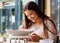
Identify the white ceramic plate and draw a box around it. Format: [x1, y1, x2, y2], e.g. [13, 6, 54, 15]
[6, 30, 33, 36]
[39, 39, 53, 43]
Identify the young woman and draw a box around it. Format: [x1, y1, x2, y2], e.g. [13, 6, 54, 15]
[19, 1, 57, 43]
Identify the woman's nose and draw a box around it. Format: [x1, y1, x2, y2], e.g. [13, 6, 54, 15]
[28, 16, 31, 19]
[28, 15, 34, 19]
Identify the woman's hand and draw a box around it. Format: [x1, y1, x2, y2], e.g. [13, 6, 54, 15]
[28, 33, 43, 42]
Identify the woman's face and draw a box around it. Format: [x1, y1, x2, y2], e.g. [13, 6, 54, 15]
[24, 10, 39, 22]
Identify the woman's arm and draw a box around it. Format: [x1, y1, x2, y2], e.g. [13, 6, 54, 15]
[45, 19, 57, 43]
[18, 21, 26, 30]
[45, 19, 57, 34]
[18, 25, 24, 30]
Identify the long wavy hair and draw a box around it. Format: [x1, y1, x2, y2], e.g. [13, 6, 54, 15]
[24, 1, 50, 29]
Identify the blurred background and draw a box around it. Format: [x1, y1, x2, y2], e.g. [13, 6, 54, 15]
[0, 0, 60, 43]
[0, 0, 59, 34]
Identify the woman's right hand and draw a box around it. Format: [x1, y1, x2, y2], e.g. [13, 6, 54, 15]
[27, 33, 43, 42]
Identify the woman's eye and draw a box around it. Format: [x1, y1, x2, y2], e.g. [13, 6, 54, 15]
[30, 14, 32, 15]
[30, 13, 33, 15]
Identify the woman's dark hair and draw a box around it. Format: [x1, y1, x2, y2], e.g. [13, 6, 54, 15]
[24, 1, 49, 29]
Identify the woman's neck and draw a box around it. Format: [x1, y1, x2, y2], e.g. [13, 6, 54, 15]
[35, 18, 43, 25]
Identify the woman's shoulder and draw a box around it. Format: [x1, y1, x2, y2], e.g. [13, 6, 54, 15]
[44, 18, 57, 29]
[44, 18, 55, 25]
[44, 18, 57, 34]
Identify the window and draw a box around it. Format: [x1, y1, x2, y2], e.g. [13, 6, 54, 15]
[57, 0, 60, 32]
[0, 1, 15, 33]
[51, 0, 60, 32]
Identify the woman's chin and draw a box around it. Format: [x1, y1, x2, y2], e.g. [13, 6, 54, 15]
[32, 20, 35, 23]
